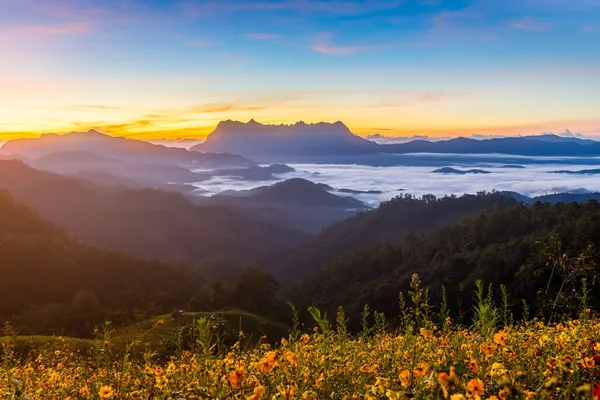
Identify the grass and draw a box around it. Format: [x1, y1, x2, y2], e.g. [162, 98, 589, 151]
[1, 309, 289, 360]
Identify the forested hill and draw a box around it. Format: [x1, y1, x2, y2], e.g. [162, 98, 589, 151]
[0, 189, 202, 335]
[0, 160, 309, 265]
[266, 192, 516, 281]
[297, 200, 600, 326]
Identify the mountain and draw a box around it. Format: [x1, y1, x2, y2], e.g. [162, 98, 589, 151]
[431, 167, 491, 174]
[0, 160, 309, 265]
[381, 135, 600, 157]
[297, 200, 600, 325]
[192, 120, 378, 161]
[192, 120, 600, 162]
[1, 130, 255, 168]
[265, 192, 517, 281]
[211, 178, 367, 209]
[503, 191, 600, 204]
[203, 178, 368, 233]
[551, 169, 600, 175]
[0, 189, 201, 334]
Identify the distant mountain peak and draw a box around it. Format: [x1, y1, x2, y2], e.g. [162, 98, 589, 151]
[195, 119, 376, 160]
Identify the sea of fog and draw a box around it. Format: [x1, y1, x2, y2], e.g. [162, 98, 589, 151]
[192, 158, 600, 206]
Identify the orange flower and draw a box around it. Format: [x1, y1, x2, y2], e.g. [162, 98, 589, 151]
[466, 379, 484, 397]
[480, 342, 496, 356]
[584, 357, 595, 369]
[494, 332, 507, 346]
[420, 328, 433, 340]
[399, 369, 410, 387]
[468, 358, 479, 373]
[438, 372, 450, 384]
[228, 366, 246, 389]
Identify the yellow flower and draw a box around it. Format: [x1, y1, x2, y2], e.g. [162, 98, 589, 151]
[98, 385, 114, 398]
[302, 390, 318, 400]
[247, 385, 265, 400]
[583, 356, 595, 368]
[466, 379, 484, 397]
[451, 395, 466, 400]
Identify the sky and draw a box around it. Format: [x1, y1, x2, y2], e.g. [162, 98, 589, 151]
[1, 0, 599, 140]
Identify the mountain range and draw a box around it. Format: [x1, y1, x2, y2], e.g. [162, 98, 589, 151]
[1, 129, 253, 168]
[191, 120, 600, 162]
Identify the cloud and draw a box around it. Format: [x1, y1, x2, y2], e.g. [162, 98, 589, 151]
[184, 0, 402, 17]
[508, 17, 551, 31]
[187, 102, 269, 114]
[69, 104, 123, 111]
[311, 32, 389, 55]
[195, 160, 600, 205]
[579, 25, 597, 32]
[27, 21, 91, 35]
[245, 32, 284, 40]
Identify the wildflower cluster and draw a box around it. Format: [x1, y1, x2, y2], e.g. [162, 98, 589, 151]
[1, 318, 600, 399]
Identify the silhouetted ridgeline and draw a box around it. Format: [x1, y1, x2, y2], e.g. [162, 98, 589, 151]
[192, 120, 600, 161]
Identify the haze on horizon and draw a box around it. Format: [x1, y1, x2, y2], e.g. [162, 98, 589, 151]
[1, 0, 599, 141]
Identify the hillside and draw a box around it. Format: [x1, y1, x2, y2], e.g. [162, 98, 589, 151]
[204, 178, 368, 233]
[298, 200, 600, 324]
[210, 178, 367, 209]
[266, 192, 516, 281]
[0, 160, 309, 265]
[504, 191, 600, 204]
[0, 189, 201, 335]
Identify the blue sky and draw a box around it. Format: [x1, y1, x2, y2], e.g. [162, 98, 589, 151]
[0, 0, 599, 139]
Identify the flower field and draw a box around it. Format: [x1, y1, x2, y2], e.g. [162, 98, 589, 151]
[2, 318, 600, 399]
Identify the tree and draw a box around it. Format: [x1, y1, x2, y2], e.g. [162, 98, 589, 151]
[234, 268, 279, 315]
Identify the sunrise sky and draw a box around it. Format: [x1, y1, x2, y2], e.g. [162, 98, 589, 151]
[1, 0, 599, 140]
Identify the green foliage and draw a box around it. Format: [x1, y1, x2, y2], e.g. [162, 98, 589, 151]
[299, 199, 600, 327]
[472, 280, 499, 337]
[500, 284, 513, 328]
[269, 191, 516, 281]
[307, 306, 330, 334]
